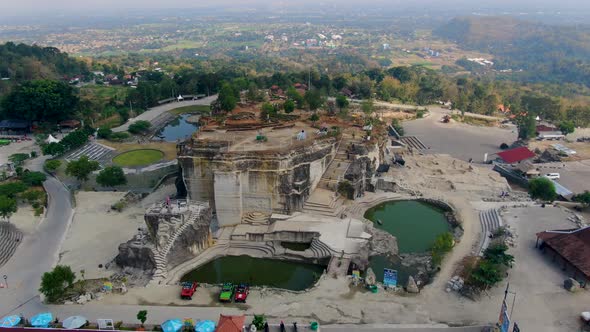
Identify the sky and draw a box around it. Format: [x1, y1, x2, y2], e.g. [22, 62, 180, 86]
[1, 0, 589, 14]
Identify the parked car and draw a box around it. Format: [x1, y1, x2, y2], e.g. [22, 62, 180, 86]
[219, 283, 235, 302]
[234, 284, 249, 303]
[545, 173, 560, 180]
[180, 282, 198, 300]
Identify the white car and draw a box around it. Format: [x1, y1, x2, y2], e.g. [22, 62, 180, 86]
[545, 173, 560, 180]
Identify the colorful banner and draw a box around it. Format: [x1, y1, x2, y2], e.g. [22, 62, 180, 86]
[383, 268, 398, 287]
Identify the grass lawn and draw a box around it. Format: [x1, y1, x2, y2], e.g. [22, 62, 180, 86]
[99, 141, 178, 160]
[112, 149, 164, 167]
[169, 104, 211, 115]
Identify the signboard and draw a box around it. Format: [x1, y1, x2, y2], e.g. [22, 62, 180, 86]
[383, 268, 398, 287]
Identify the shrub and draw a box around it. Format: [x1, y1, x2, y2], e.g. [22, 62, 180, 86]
[128, 121, 151, 135]
[20, 189, 45, 204]
[416, 109, 425, 118]
[96, 166, 127, 187]
[337, 181, 355, 199]
[431, 232, 454, 266]
[0, 181, 28, 198]
[110, 132, 130, 142]
[97, 127, 113, 139]
[21, 171, 47, 186]
[252, 315, 266, 330]
[9, 153, 29, 166]
[136, 310, 147, 327]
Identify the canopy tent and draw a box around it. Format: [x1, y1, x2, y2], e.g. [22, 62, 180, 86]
[161, 319, 184, 332]
[194, 320, 216, 332]
[30, 312, 53, 328]
[0, 315, 21, 327]
[46, 135, 60, 144]
[62, 316, 88, 329]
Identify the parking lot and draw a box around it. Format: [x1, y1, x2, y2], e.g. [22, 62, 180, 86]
[536, 161, 590, 194]
[403, 107, 517, 162]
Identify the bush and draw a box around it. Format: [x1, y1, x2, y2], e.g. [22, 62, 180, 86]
[110, 132, 130, 142]
[128, 121, 151, 135]
[431, 232, 454, 266]
[96, 166, 127, 187]
[469, 259, 503, 289]
[44, 159, 62, 173]
[20, 189, 45, 204]
[9, 153, 29, 166]
[21, 171, 47, 186]
[97, 127, 113, 139]
[39, 265, 76, 303]
[416, 109, 425, 118]
[337, 181, 355, 199]
[252, 315, 266, 330]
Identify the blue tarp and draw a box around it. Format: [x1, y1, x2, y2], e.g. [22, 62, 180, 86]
[30, 313, 52, 328]
[0, 315, 21, 327]
[194, 320, 216, 332]
[161, 319, 183, 332]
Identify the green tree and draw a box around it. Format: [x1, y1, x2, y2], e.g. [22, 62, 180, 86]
[558, 120, 575, 135]
[60, 130, 89, 151]
[1, 80, 79, 122]
[286, 87, 304, 109]
[517, 114, 537, 140]
[44, 159, 62, 173]
[304, 89, 324, 111]
[0, 195, 17, 221]
[246, 83, 262, 102]
[573, 191, 590, 208]
[0, 181, 27, 198]
[483, 244, 514, 267]
[39, 265, 76, 303]
[218, 83, 237, 112]
[309, 112, 320, 125]
[528, 177, 557, 201]
[335, 95, 349, 111]
[42, 142, 66, 156]
[66, 156, 100, 182]
[361, 99, 375, 116]
[283, 99, 295, 114]
[136, 310, 148, 327]
[470, 260, 503, 289]
[128, 120, 151, 135]
[96, 166, 127, 187]
[21, 171, 47, 186]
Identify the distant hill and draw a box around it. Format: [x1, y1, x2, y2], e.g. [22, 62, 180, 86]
[435, 16, 590, 86]
[0, 42, 88, 94]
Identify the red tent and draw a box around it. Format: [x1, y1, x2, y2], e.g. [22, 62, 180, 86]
[215, 315, 245, 332]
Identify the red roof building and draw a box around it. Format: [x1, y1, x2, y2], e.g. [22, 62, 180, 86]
[536, 125, 557, 132]
[536, 226, 590, 282]
[215, 314, 245, 332]
[495, 147, 536, 164]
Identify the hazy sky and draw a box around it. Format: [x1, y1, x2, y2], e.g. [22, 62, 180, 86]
[1, 0, 589, 16]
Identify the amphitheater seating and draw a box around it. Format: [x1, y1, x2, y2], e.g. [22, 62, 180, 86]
[0, 222, 23, 268]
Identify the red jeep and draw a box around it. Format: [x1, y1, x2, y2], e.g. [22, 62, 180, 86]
[180, 282, 198, 300]
[234, 283, 249, 303]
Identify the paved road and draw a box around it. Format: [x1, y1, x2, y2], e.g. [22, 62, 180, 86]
[0, 175, 74, 317]
[112, 96, 217, 132]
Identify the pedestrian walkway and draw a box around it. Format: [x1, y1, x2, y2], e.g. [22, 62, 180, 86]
[65, 143, 116, 164]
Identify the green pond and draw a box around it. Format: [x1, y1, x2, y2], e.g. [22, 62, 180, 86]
[364, 200, 451, 253]
[180, 256, 325, 291]
[364, 200, 451, 286]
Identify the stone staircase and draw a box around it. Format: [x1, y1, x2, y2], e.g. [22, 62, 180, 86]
[241, 212, 271, 224]
[477, 209, 504, 256]
[345, 194, 403, 217]
[302, 188, 345, 217]
[317, 137, 358, 191]
[0, 222, 23, 268]
[309, 238, 335, 258]
[153, 210, 202, 279]
[228, 241, 276, 256]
